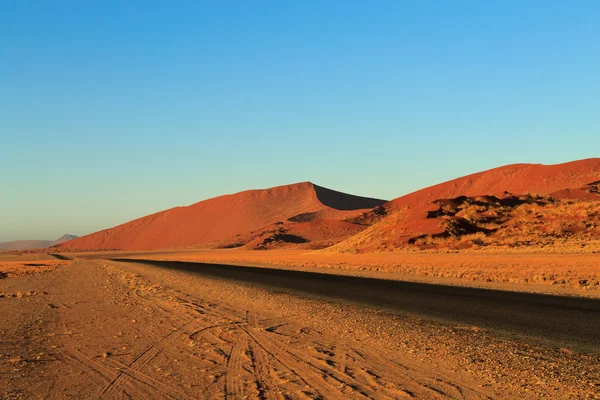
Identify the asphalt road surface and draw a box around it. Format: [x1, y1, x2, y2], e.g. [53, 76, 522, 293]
[112, 258, 600, 355]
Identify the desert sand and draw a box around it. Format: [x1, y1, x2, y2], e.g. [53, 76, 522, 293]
[71, 249, 599, 298]
[1, 253, 599, 399]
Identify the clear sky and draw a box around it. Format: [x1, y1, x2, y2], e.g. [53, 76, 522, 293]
[1, 1, 599, 241]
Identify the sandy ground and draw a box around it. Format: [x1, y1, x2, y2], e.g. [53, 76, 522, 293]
[1, 256, 599, 399]
[68, 249, 600, 298]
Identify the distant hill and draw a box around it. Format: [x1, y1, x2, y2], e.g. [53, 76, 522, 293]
[0, 234, 78, 251]
[56, 182, 386, 251]
[54, 234, 78, 243]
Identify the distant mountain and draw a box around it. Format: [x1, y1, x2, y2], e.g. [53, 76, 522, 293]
[57, 182, 386, 251]
[0, 234, 79, 251]
[55, 234, 78, 242]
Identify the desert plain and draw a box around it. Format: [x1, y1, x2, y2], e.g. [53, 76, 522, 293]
[1, 248, 599, 400]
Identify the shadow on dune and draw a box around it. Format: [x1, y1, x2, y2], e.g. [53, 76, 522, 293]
[313, 184, 386, 210]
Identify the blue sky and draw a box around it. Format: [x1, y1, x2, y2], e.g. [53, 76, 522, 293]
[1, 1, 599, 241]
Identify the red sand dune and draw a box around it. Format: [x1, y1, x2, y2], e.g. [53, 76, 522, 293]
[550, 180, 600, 201]
[58, 159, 600, 252]
[57, 182, 386, 251]
[239, 218, 368, 250]
[331, 159, 600, 252]
[387, 158, 600, 210]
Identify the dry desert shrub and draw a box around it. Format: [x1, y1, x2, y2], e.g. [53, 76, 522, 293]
[381, 197, 600, 252]
[455, 204, 487, 223]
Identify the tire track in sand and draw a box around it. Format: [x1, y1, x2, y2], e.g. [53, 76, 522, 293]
[225, 342, 246, 399]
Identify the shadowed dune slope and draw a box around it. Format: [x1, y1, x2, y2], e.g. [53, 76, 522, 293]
[313, 184, 386, 210]
[387, 158, 600, 210]
[57, 182, 386, 251]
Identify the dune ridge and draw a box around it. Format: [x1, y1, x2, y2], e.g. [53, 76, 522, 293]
[332, 159, 600, 252]
[56, 158, 600, 252]
[387, 158, 600, 210]
[57, 182, 386, 251]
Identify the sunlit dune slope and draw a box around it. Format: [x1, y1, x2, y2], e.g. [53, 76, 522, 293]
[387, 158, 600, 210]
[57, 182, 386, 251]
[332, 159, 600, 252]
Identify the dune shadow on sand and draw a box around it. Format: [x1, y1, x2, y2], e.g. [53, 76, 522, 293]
[111, 258, 600, 355]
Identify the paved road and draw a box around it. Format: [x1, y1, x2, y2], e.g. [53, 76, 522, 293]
[112, 258, 600, 355]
